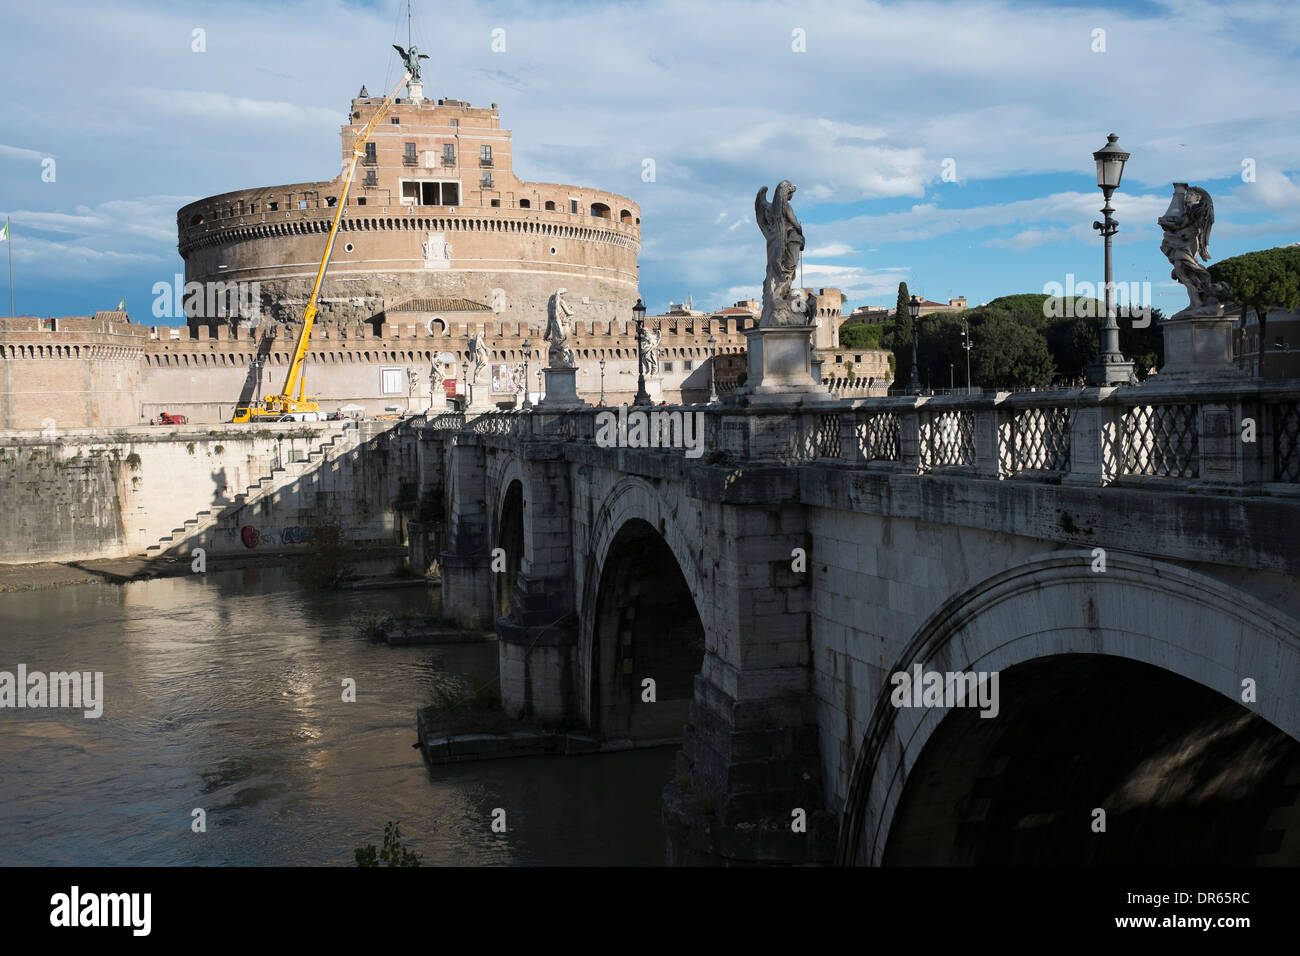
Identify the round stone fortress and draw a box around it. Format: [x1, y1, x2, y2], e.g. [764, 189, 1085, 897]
[176, 90, 641, 332]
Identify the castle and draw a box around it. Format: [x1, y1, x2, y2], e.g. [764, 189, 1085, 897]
[176, 89, 641, 334]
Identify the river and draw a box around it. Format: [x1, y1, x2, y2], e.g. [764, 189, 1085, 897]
[0, 564, 674, 866]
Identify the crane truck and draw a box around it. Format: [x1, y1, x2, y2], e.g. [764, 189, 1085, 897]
[233, 71, 411, 424]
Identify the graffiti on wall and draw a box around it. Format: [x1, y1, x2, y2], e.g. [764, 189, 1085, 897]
[239, 525, 316, 549]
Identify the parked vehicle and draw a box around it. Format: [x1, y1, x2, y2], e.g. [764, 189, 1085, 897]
[155, 412, 188, 425]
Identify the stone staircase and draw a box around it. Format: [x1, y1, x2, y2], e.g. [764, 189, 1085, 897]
[139, 424, 355, 558]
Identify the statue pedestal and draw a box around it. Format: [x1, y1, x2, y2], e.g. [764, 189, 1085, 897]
[1156, 307, 1246, 383]
[731, 326, 834, 405]
[465, 379, 498, 412]
[408, 81, 424, 103]
[541, 366, 585, 408]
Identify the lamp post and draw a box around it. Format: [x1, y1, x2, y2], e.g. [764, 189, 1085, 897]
[1086, 133, 1135, 386]
[961, 317, 973, 395]
[599, 356, 606, 406]
[908, 295, 922, 395]
[521, 338, 532, 409]
[949, 363, 954, 392]
[461, 360, 469, 410]
[707, 333, 718, 404]
[633, 298, 651, 406]
[537, 367, 543, 404]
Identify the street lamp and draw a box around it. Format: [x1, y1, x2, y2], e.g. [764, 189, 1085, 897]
[521, 338, 532, 409]
[908, 295, 921, 395]
[537, 367, 543, 403]
[633, 298, 651, 406]
[599, 356, 606, 405]
[961, 318, 973, 395]
[1087, 133, 1135, 386]
[707, 333, 718, 404]
[461, 360, 469, 410]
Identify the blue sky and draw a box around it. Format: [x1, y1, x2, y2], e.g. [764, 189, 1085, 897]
[1, 0, 1297, 323]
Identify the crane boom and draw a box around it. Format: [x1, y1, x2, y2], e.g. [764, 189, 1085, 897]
[234, 71, 411, 423]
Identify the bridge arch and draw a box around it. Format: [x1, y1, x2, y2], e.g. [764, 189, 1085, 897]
[495, 478, 524, 619]
[578, 477, 706, 737]
[839, 551, 1300, 866]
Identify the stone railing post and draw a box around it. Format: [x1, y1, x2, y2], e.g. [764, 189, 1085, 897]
[840, 405, 864, 463]
[1198, 392, 1264, 490]
[899, 401, 923, 474]
[1065, 388, 1123, 486]
[972, 400, 1000, 478]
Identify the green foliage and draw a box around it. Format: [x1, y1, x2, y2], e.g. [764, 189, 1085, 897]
[125, 452, 142, 471]
[354, 821, 422, 867]
[891, 282, 913, 377]
[968, 313, 1057, 388]
[1209, 246, 1300, 373]
[838, 321, 889, 351]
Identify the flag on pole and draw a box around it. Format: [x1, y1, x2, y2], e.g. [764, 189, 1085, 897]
[0, 221, 9, 242]
[116, 297, 126, 312]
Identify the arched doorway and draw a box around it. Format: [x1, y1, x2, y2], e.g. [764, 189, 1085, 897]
[882, 654, 1300, 865]
[495, 480, 523, 620]
[590, 519, 705, 739]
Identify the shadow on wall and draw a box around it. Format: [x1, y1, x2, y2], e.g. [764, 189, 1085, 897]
[150, 419, 427, 559]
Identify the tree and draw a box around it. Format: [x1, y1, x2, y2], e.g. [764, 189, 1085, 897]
[1209, 246, 1300, 376]
[969, 313, 1057, 388]
[886, 282, 912, 389]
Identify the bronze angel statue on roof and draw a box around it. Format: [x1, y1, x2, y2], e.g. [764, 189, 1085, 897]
[1158, 183, 1232, 314]
[393, 44, 430, 82]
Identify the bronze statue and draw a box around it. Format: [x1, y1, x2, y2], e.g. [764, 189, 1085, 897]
[392, 44, 429, 83]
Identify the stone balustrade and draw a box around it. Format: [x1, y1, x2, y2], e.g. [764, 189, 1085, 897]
[429, 380, 1300, 494]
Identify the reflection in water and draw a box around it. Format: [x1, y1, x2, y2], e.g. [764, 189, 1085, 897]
[0, 565, 672, 866]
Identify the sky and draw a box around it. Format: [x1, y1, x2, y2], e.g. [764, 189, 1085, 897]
[1, 0, 1298, 323]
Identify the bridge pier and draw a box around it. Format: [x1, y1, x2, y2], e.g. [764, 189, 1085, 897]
[440, 439, 494, 630]
[662, 469, 836, 865]
[497, 453, 580, 723]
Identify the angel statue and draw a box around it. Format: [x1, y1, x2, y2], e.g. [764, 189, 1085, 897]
[468, 330, 489, 382]
[393, 44, 430, 83]
[545, 288, 576, 368]
[1158, 183, 1232, 314]
[638, 320, 662, 376]
[755, 181, 810, 327]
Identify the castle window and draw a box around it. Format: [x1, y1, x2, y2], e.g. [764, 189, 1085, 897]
[490, 199, 500, 207]
[663, 362, 673, 372]
[268, 202, 279, 211]
[590, 202, 611, 219]
[519, 199, 530, 209]
[391, 117, 400, 124]
[479, 144, 493, 166]
[450, 119, 458, 129]
[364, 142, 377, 165]
[364, 169, 378, 187]
[620, 209, 632, 224]
[544, 200, 555, 211]
[683, 360, 694, 371]
[403, 142, 417, 166]
[298, 200, 308, 210]
[442, 143, 455, 165]
[481, 172, 493, 188]
[569, 199, 578, 214]
[357, 197, 366, 205]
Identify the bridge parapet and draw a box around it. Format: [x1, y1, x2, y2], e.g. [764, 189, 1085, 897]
[429, 380, 1300, 496]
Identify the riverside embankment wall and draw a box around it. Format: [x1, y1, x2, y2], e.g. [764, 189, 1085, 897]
[0, 420, 418, 564]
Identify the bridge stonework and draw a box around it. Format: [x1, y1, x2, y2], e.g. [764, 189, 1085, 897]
[418, 382, 1300, 865]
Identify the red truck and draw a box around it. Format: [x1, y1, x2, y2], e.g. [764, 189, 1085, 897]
[155, 412, 188, 425]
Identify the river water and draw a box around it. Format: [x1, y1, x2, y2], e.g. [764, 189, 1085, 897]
[0, 565, 674, 866]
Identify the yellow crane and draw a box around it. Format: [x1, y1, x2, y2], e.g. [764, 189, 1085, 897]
[234, 71, 411, 423]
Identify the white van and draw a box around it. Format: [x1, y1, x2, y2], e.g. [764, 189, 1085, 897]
[276, 412, 323, 422]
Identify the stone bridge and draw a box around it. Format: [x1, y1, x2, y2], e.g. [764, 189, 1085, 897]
[413, 380, 1300, 865]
